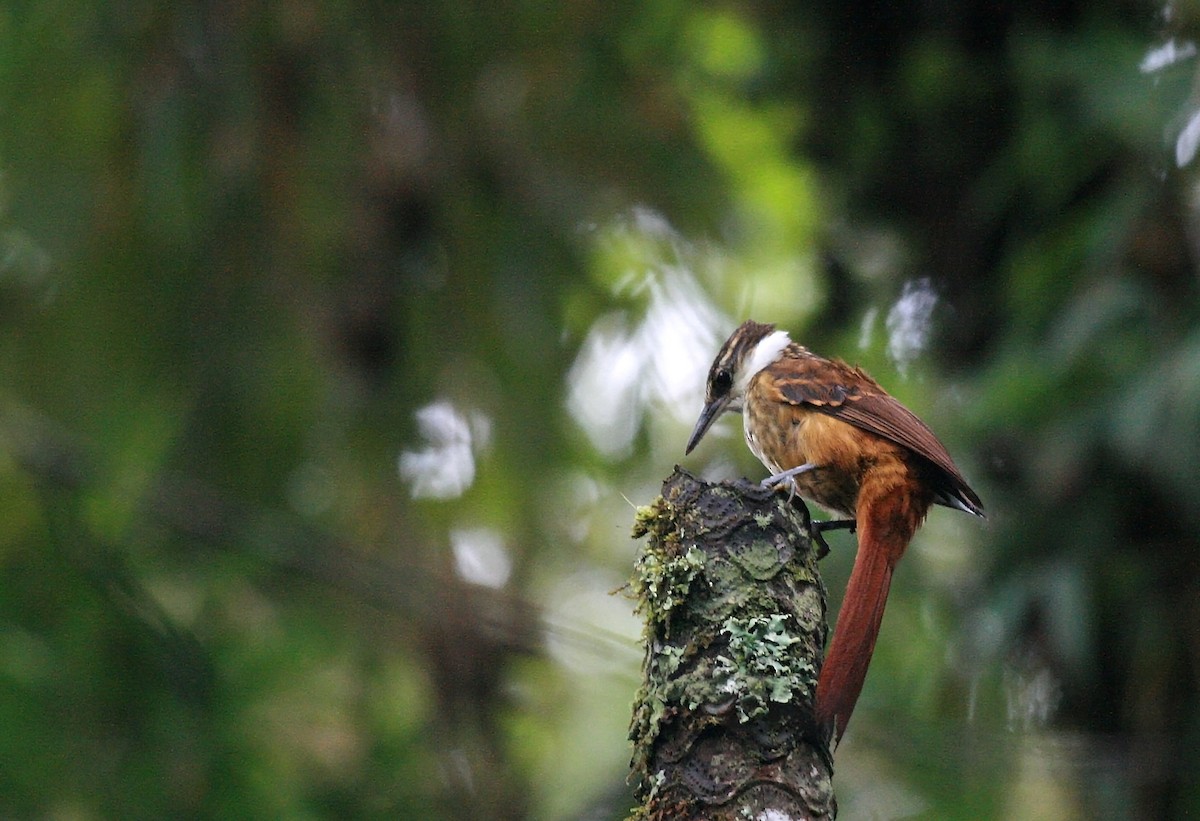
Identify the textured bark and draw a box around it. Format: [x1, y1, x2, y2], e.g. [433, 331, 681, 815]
[628, 467, 836, 820]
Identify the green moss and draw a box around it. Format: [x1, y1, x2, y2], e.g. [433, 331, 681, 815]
[713, 613, 814, 722]
[630, 498, 667, 540]
[630, 544, 707, 628]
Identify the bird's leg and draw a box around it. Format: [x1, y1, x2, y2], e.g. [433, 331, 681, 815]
[761, 462, 819, 490]
[762, 462, 820, 505]
[786, 493, 830, 559]
[760, 464, 830, 558]
[807, 518, 856, 558]
[813, 519, 857, 536]
[760, 463, 847, 556]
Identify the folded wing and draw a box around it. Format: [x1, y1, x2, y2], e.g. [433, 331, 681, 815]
[766, 353, 984, 517]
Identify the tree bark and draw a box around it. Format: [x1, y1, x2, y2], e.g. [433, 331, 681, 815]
[628, 467, 836, 820]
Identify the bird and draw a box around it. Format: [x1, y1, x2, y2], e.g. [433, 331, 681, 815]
[685, 319, 984, 745]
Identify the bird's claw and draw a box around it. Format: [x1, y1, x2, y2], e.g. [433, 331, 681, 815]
[809, 522, 831, 559]
[782, 493, 830, 559]
[760, 462, 819, 490]
[759, 464, 854, 558]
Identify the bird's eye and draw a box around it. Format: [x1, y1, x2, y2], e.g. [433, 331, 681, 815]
[713, 368, 732, 392]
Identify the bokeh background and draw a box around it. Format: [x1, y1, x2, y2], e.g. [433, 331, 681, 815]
[2, 1, 1199, 818]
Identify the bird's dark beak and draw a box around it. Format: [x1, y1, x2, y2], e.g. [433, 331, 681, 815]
[685, 396, 730, 455]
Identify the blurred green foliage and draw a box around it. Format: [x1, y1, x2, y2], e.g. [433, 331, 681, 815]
[1, 1, 1199, 819]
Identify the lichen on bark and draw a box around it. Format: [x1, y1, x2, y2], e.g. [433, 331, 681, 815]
[628, 467, 836, 820]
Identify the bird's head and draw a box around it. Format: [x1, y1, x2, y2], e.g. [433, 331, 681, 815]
[685, 319, 792, 454]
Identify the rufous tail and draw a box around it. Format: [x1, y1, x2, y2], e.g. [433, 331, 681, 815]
[814, 482, 928, 744]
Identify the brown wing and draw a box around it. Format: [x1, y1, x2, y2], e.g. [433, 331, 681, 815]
[771, 350, 984, 516]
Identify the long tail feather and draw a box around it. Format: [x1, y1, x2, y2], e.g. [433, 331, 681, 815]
[814, 476, 928, 744]
[814, 535, 895, 743]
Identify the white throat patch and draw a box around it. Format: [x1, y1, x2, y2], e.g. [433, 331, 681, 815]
[735, 330, 791, 394]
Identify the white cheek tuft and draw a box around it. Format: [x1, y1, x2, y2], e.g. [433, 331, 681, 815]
[735, 330, 791, 393]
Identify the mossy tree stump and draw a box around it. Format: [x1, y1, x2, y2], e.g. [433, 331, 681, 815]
[628, 467, 836, 820]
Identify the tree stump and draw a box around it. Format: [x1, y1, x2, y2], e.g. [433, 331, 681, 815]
[628, 467, 836, 820]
